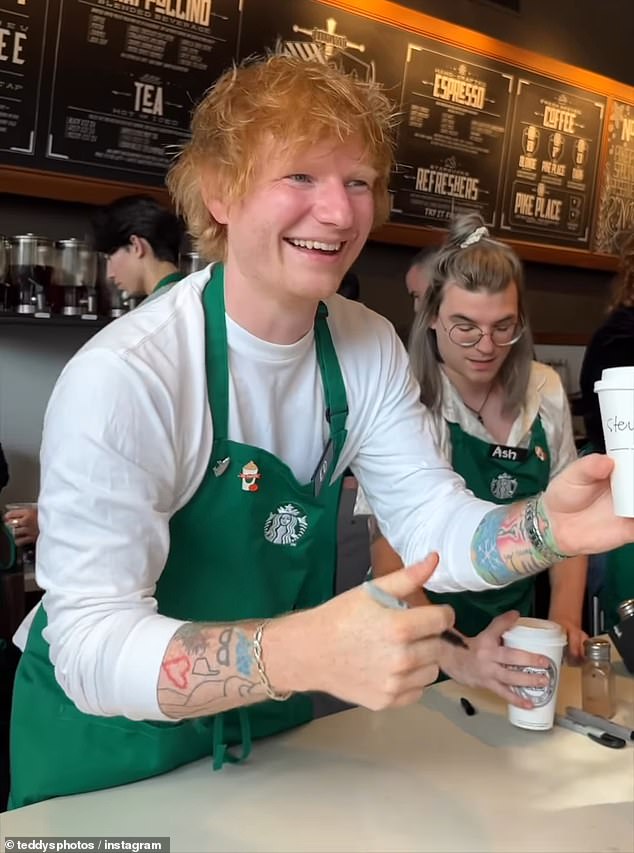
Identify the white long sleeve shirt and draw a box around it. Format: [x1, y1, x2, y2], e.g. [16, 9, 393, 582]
[31, 266, 497, 720]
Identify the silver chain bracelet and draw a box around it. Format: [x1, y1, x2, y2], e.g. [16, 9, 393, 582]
[253, 620, 292, 702]
[525, 494, 567, 563]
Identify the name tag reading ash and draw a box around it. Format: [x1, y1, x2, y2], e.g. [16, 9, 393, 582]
[488, 444, 529, 462]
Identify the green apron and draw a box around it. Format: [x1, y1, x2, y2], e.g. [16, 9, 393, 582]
[153, 271, 183, 293]
[600, 544, 634, 630]
[427, 416, 551, 637]
[10, 264, 348, 808]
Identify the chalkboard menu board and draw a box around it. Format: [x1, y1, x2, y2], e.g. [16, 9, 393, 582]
[1, 0, 632, 266]
[9, 0, 241, 185]
[499, 77, 605, 247]
[0, 0, 50, 157]
[593, 99, 634, 254]
[238, 0, 406, 97]
[391, 41, 514, 228]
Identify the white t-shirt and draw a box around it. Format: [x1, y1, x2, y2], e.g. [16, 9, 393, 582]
[27, 265, 498, 721]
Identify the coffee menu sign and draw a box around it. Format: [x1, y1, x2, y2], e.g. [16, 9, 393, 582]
[499, 77, 605, 247]
[391, 42, 514, 228]
[593, 100, 634, 254]
[0, 0, 50, 157]
[42, 0, 240, 181]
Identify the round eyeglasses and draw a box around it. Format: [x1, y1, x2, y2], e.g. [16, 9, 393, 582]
[438, 317, 524, 348]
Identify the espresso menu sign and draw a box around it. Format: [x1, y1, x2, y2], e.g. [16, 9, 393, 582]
[593, 100, 634, 254]
[500, 77, 605, 247]
[0, 0, 50, 157]
[391, 42, 514, 227]
[43, 0, 240, 183]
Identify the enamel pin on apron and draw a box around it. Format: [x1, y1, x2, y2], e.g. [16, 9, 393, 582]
[212, 457, 231, 477]
[239, 460, 261, 492]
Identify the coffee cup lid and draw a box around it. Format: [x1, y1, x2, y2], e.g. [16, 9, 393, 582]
[594, 366, 634, 392]
[502, 617, 566, 645]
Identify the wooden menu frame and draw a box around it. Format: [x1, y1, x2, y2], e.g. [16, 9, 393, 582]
[2, 0, 632, 272]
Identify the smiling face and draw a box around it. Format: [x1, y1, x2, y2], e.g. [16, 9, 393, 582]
[206, 136, 377, 315]
[431, 282, 520, 388]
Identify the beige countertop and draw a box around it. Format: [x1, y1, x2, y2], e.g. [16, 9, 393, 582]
[2, 658, 633, 852]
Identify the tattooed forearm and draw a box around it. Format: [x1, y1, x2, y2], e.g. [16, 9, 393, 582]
[471, 500, 553, 585]
[158, 622, 266, 719]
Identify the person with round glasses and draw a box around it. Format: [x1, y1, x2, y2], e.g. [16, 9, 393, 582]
[366, 212, 588, 679]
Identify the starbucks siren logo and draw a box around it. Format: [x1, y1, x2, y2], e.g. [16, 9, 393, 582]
[264, 503, 308, 546]
[510, 658, 558, 708]
[490, 472, 518, 500]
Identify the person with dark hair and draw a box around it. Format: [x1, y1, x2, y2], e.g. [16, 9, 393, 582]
[9, 55, 634, 809]
[580, 230, 634, 454]
[363, 212, 588, 674]
[92, 195, 185, 297]
[579, 231, 634, 629]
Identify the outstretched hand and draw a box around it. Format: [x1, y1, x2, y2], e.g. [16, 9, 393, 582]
[440, 611, 552, 709]
[544, 454, 634, 555]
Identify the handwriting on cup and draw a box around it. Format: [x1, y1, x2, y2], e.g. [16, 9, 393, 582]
[606, 416, 634, 436]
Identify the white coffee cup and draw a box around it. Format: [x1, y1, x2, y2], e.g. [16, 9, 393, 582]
[502, 617, 567, 730]
[594, 366, 634, 517]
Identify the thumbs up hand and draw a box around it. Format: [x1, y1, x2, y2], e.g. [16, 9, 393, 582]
[298, 553, 455, 710]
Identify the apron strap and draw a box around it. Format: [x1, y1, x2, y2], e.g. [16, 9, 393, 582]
[204, 265, 231, 442]
[211, 709, 253, 771]
[314, 302, 348, 447]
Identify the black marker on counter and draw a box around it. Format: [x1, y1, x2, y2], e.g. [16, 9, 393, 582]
[362, 581, 469, 650]
[460, 697, 477, 716]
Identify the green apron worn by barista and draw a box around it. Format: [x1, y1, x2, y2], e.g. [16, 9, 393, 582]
[10, 264, 348, 808]
[427, 417, 551, 637]
[153, 271, 183, 294]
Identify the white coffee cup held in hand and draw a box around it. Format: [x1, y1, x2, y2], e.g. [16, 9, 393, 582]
[594, 366, 634, 517]
[502, 618, 567, 730]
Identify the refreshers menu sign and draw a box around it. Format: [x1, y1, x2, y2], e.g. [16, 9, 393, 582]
[43, 0, 239, 182]
[500, 77, 605, 247]
[391, 42, 514, 227]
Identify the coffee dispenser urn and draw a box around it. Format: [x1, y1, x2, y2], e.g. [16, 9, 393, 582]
[0, 236, 8, 311]
[35, 237, 54, 315]
[54, 238, 95, 316]
[8, 234, 39, 314]
[96, 251, 126, 318]
[179, 251, 206, 277]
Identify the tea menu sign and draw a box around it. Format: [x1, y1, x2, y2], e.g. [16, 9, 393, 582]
[42, 0, 240, 181]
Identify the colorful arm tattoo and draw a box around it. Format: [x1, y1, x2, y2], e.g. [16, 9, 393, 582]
[471, 498, 554, 585]
[158, 622, 266, 719]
